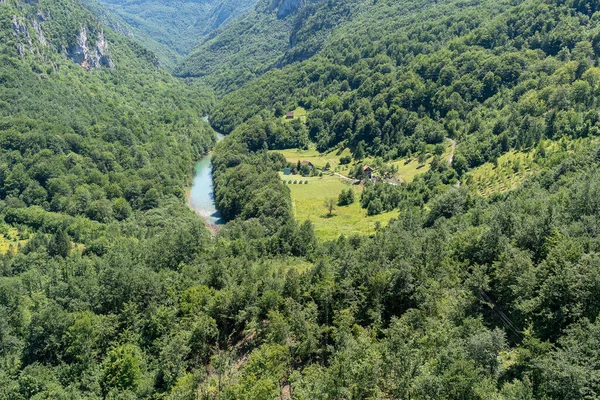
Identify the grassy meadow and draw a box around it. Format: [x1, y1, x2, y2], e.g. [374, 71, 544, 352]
[274, 147, 352, 169]
[280, 173, 397, 240]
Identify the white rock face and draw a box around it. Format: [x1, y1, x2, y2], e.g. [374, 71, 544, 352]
[32, 19, 47, 46]
[12, 15, 32, 56]
[69, 27, 114, 70]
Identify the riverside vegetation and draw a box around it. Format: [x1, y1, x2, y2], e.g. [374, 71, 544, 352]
[3, 0, 600, 399]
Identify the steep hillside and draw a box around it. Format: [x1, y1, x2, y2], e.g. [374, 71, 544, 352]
[0, 0, 216, 231]
[94, 0, 258, 57]
[174, 0, 357, 94]
[81, 0, 182, 69]
[209, 0, 600, 180]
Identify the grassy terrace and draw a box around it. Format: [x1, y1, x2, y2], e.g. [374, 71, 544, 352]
[279, 173, 397, 241]
[464, 151, 538, 197]
[463, 139, 584, 197]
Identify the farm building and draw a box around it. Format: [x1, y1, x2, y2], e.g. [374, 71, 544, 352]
[363, 165, 373, 179]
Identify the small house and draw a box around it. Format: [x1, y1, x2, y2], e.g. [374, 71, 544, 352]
[363, 165, 373, 179]
[301, 161, 314, 170]
[283, 168, 291, 175]
[286, 112, 295, 119]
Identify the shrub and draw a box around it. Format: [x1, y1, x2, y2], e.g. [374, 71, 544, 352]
[340, 156, 352, 165]
[338, 188, 355, 206]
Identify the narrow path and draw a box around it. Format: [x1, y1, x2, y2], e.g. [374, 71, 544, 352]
[333, 172, 360, 183]
[446, 137, 457, 165]
[446, 137, 462, 188]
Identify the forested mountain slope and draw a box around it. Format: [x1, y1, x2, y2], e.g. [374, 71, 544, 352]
[0, 1, 218, 394]
[93, 0, 258, 57]
[209, 0, 600, 173]
[80, 0, 183, 69]
[174, 0, 357, 94]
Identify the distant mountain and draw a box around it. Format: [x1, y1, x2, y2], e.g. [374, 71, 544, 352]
[174, 0, 354, 94]
[92, 0, 258, 57]
[81, 0, 182, 69]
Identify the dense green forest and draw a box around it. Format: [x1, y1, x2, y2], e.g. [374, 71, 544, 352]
[210, 0, 600, 172]
[4, 0, 600, 398]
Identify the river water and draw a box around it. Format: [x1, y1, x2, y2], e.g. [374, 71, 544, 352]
[187, 132, 225, 226]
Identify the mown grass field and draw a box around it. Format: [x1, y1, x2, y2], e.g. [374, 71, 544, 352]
[274, 146, 352, 169]
[280, 173, 397, 240]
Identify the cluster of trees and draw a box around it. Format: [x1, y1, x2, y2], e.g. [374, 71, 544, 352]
[226, 115, 309, 152]
[337, 187, 355, 206]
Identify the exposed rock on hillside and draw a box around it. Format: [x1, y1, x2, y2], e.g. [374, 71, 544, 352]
[68, 27, 114, 70]
[11, 5, 114, 71]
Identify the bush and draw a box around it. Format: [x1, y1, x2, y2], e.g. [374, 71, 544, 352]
[293, 180, 298, 184]
[367, 198, 383, 216]
[340, 156, 352, 165]
[305, 180, 309, 184]
[338, 188, 355, 206]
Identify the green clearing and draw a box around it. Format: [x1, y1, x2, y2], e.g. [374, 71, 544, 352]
[272, 146, 352, 169]
[388, 157, 433, 183]
[282, 107, 308, 123]
[385, 141, 455, 183]
[280, 173, 397, 241]
[274, 139, 454, 183]
[462, 139, 588, 197]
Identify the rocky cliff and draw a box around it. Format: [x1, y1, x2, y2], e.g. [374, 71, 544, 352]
[8, 0, 114, 70]
[67, 27, 114, 70]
